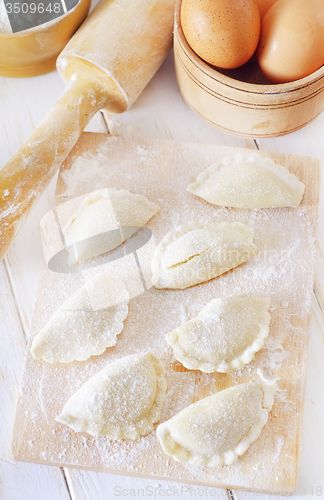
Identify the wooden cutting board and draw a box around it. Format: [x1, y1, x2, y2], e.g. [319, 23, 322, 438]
[11, 133, 320, 493]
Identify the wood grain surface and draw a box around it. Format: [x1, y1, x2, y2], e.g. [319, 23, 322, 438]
[11, 133, 319, 493]
[2, 47, 324, 500]
[173, 0, 324, 139]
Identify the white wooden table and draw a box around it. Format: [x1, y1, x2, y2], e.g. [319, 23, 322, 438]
[1, 45, 324, 500]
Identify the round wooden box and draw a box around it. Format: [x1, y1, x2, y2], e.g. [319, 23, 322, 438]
[0, 0, 90, 78]
[174, 0, 324, 138]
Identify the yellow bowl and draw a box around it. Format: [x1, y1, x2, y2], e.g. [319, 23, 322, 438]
[0, 0, 91, 78]
[174, 0, 324, 138]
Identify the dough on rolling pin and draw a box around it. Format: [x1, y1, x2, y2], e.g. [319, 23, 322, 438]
[166, 296, 271, 373]
[151, 222, 255, 289]
[56, 352, 167, 439]
[31, 273, 129, 363]
[187, 152, 305, 208]
[156, 382, 276, 466]
[63, 187, 160, 265]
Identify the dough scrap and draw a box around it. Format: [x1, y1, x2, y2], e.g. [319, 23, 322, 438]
[166, 296, 271, 373]
[187, 152, 305, 208]
[56, 352, 167, 439]
[31, 273, 129, 363]
[151, 222, 255, 289]
[156, 382, 276, 466]
[63, 187, 159, 264]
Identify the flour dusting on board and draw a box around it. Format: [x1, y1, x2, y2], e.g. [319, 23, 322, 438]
[13, 135, 319, 492]
[60, 156, 102, 196]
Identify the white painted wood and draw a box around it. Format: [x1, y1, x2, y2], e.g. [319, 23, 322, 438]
[0, 66, 107, 500]
[102, 53, 324, 497]
[3, 175, 58, 335]
[47, 273, 324, 500]
[0, 262, 71, 500]
[231, 122, 324, 499]
[0, 70, 107, 332]
[103, 50, 256, 150]
[0, 48, 247, 500]
[70, 50, 257, 499]
[0, 61, 106, 164]
[1, 36, 324, 500]
[256, 115, 324, 262]
[298, 296, 324, 492]
[0, 69, 106, 169]
[233, 294, 324, 500]
[66, 469, 228, 500]
[256, 121, 324, 495]
[0, 71, 65, 164]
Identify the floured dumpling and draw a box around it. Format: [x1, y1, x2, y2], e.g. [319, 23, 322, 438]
[56, 352, 167, 439]
[157, 382, 276, 466]
[151, 222, 255, 289]
[187, 152, 305, 208]
[63, 187, 159, 264]
[166, 296, 271, 373]
[31, 273, 129, 363]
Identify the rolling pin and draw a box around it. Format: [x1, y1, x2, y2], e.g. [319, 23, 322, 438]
[0, 0, 175, 260]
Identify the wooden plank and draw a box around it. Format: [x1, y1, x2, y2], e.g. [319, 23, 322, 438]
[298, 295, 324, 490]
[233, 293, 324, 500]
[3, 46, 323, 500]
[4, 112, 107, 335]
[0, 69, 107, 500]
[0, 72, 72, 500]
[0, 50, 253, 500]
[255, 113, 324, 303]
[231, 112, 324, 500]
[11, 133, 319, 492]
[0, 261, 71, 500]
[0, 72, 65, 165]
[71, 47, 255, 500]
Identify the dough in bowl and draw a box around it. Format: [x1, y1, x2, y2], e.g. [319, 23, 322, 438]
[151, 222, 255, 289]
[166, 296, 271, 372]
[157, 381, 276, 466]
[187, 152, 305, 208]
[31, 273, 129, 363]
[56, 352, 167, 439]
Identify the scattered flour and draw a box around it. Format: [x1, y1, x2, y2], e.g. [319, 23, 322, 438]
[15, 137, 318, 491]
[60, 156, 102, 196]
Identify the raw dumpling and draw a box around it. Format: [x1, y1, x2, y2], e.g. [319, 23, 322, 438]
[56, 352, 167, 439]
[187, 152, 305, 208]
[151, 222, 255, 289]
[31, 273, 129, 363]
[156, 382, 276, 466]
[166, 296, 271, 373]
[63, 187, 159, 264]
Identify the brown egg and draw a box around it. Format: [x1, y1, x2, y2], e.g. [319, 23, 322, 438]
[257, 0, 324, 83]
[180, 0, 261, 69]
[255, 0, 278, 20]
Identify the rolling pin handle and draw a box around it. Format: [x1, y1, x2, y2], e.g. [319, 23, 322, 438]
[0, 72, 110, 261]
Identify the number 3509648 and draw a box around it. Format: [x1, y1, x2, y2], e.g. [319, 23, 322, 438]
[5, 3, 62, 14]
